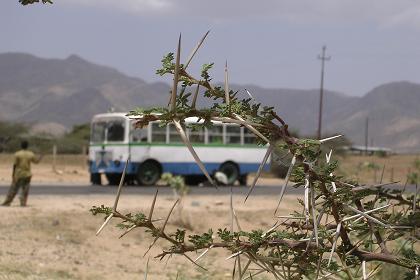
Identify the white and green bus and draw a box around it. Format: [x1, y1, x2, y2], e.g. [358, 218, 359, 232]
[88, 112, 270, 186]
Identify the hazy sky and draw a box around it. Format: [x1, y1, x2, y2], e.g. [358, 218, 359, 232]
[1, 0, 420, 96]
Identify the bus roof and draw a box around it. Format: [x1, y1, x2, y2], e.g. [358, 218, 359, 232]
[92, 113, 224, 125]
[92, 112, 129, 121]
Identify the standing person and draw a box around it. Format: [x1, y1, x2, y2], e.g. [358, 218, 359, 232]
[1, 140, 43, 207]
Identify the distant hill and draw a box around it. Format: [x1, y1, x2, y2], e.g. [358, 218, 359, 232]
[0, 53, 419, 152]
[0, 53, 169, 127]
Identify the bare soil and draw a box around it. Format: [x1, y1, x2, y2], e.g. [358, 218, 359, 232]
[0, 153, 418, 279]
[0, 193, 300, 280]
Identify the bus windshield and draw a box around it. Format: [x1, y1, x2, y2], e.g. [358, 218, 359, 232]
[91, 119, 126, 143]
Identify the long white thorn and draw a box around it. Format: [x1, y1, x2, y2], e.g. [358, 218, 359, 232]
[194, 245, 214, 262]
[326, 150, 337, 192]
[185, 30, 210, 69]
[230, 186, 234, 232]
[143, 257, 150, 280]
[274, 156, 296, 214]
[331, 181, 337, 193]
[362, 260, 367, 280]
[191, 83, 200, 109]
[170, 33, 181, 112]
[262, 221, 280, 238]
[224, 60, 230, 106]
[344, 205, 389, 228]
[173, 119, 216, 187]
[276, 215, 306, 220]
[319, 134, 342, 143]
[326, 149, 333, 163]
[327, 222, 342, 266]
[226, 250, 243, 260]
[148, 188, 159, 221]
[245, 88, 255, 101]
[245, 144, 274, 202]
[113, 158, 129, 211]
[211, 117, 263, 127]
[304, 178, 310, 223]
[119, 224, 137, 239]
[311, 186, 319, 247]
[343, 204, 391, 222]
[96, 213, 113, 236]
[233, 113, 269, 143]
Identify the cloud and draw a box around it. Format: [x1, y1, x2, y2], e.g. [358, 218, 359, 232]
[386, 7, 420, 29]
[63, 0, 420, 28]
[63, 0, 173, 15]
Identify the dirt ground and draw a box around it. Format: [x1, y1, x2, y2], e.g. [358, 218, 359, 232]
[0, 154, 90, 185]
[0, 193, 301, 280]
[0, 153, 418, 279]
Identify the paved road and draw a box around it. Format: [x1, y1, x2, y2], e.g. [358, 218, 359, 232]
[0, 183, 416, 196]
[0, 184, 302, 196]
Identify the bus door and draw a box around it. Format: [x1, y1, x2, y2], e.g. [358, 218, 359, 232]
[90, 118, 129, 176]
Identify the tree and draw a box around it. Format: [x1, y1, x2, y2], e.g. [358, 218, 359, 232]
[88, 34, 419, 279]
[19, 0, 52, 5]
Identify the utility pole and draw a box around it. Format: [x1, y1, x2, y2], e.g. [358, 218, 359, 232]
[317, 45, 331, 140]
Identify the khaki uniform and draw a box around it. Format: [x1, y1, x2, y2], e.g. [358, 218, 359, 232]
[2, 150, 40, 206]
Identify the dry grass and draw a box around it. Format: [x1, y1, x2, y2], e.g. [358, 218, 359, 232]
[336, 154, 420, 184]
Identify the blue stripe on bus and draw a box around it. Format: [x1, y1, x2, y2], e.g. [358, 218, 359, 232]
[162, 162, 270, 175]
[90, 161, 269, 175]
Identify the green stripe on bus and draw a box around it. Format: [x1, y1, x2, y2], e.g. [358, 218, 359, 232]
[89, 143, 266, 149]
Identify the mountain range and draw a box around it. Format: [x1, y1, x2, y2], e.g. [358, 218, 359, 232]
[0, 53, 419, 152]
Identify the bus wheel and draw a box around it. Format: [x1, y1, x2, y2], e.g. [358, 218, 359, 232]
[91, 173, 102, 185]
[137, 161, 161, 186]
[106, 173, 121, 185]
[185, 175, 207, 186]
[239, 174, 247, 186]
[219, 162, 239, 185]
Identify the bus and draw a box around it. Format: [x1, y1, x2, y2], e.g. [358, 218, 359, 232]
[88, 112, 270, 186]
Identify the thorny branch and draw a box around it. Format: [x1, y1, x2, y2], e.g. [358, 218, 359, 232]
[92, 33, 419, 279]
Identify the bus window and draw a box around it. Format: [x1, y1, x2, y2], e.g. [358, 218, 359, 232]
[151, 123, 166, 143]
[207, 125, 223, 144]
[244, 128, 257, 144]
[131, 125, 147, 143]
[107, 120, 125, 142]
[169, 124, 183, 143]
[188, 127, 205, 144]
[91, 122, 106, 143]
[226, 125, 241, 144]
